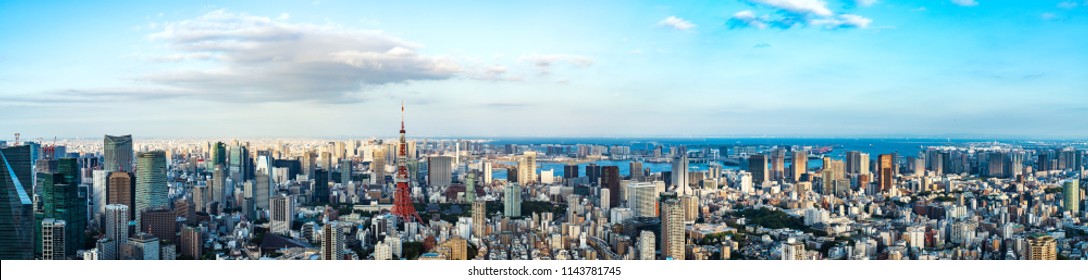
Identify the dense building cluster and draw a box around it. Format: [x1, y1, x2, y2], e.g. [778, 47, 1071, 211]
[1, 131, 1085, 260]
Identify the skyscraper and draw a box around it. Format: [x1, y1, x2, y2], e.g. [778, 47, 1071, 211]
[639, 230, 656, 260]
[517, 151, 538, 185]
[140, 207, 176, 243]
[845, 151, 870, 175]
[313, 168, 329, 204]
[878, 154, 895, 194]
[91, 169, 108, 225]
[1064, 179, 1080, 215]
[339, 159, 352, 186]
[107, 172, 135, 221]
[770, 148, 786, 181]
[659, 192, 684, 260]
[671, 153, 689, 191]
[0, 145, 33, 259]
[601, 166, 621, 207]
[135, 151, 167, 230]
[748, 154, 768, 186]
[179, 226, 202, 260]
[504, 183, 522, 218]
[791, 150, 808, 182]
[465, 172, 476, 203]
[321, 221, 343, 260]
[270, 194, 294, 235]
[482, 161, 493, 185]
[38, 158, 84, 258]
[103, 204, 129, 260]
[103, 135, 133, 173]
[472, 200, 486, 238]
[41, 218, 65, 260]
[427, 156, 453, 187]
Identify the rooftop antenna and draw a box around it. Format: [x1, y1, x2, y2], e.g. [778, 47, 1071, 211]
[13, 133, 19, 144]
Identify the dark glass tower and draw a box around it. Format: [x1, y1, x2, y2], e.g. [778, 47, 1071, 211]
[0, 146, 34, 259]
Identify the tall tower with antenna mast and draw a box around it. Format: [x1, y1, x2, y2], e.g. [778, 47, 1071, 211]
[391, 101, 423, 224]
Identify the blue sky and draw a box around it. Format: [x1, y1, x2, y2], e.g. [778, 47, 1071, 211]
[1, 0, 1086, 139]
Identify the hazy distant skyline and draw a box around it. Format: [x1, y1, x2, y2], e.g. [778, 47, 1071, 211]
[2, 0, 1086, 139]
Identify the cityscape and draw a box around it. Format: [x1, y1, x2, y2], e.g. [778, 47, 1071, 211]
[1, 106, 1086, 260]
[2, 0, 1087, 264]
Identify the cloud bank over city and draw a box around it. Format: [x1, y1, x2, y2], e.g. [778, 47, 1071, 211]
[1, 0, 1086, 139]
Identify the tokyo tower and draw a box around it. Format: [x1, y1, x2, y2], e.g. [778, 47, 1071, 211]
[391, 102, 424, 223]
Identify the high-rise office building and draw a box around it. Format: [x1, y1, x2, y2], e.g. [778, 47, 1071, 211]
[321, 221, 343, 260]
[504, 183, 522, 218]
[313, 168, 329, 204]
[791, 150, 808, 182]
[428, 156, 453, 187]
[1064, 179, 1080, 215]
[630, 182, 658, 218]
[210, 165, 226, 207]
[770, 148, 786, 181]
[41, 218, 65, 260]
[0, 145, 34, 259]
[135, 151, 167, 230]
[601, 166, 621, 207]
[107, 172, 135, 221]
[878, 154, 895, 194]
[270, 194, 294, 235]
[129, 232, 160, 260]
[472, 200, 486, 238]
[339, 159, 352, 186]
[482, 161, 493, 184]
[681, 195, 698, 223]
[639, 230, 655, 260]
[91, 170, 108, 225]
[517, 152, 538, 185]
[659, 193, 684, 260]
[103, 204, 129, 260]
[671, 153, 689, 190]
[987, 152, 1008, 178]
[465, 172, 476, 203]
[748, 154, 768, 186]
[179, 226, 202, 260]
[1027, 235, 1057, 260]
[103, 135, 133, 173]
[622, 161, 641, 182]
[371, 147, 386, 184]
[845, 151, 870, 175]
[139, 207, 176, 243]
[563, 164, 579, 179]
[207, 142, 226, 170]
[38, 158, 84, 258]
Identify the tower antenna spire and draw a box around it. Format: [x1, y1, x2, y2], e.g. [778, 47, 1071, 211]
[401, 100, 405, 131]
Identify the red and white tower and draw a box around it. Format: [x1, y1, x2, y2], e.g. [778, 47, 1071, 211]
[391, 101, 423, 223]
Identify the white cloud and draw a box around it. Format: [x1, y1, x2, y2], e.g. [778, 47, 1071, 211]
[658, 16, 696, 30]
[812, 14, 872, 29]
[1057, 1, 1078, 9]
[951, 0, 978, 7]
[518, 54, 594, 75]
[1040, 13, 1058, 20]
[729, 2, 871, 30]
[141, 9, 464, 103]
[729, 10, 769, 29]
[855, 0, 878, 7]
[749, 0, 833, 17]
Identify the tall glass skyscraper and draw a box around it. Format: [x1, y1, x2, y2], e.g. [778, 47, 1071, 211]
[37, 158, 86, 258]
[0, 146, 34, 259]
[135, 151, 167, 231]
[103, 135, 133, 173]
